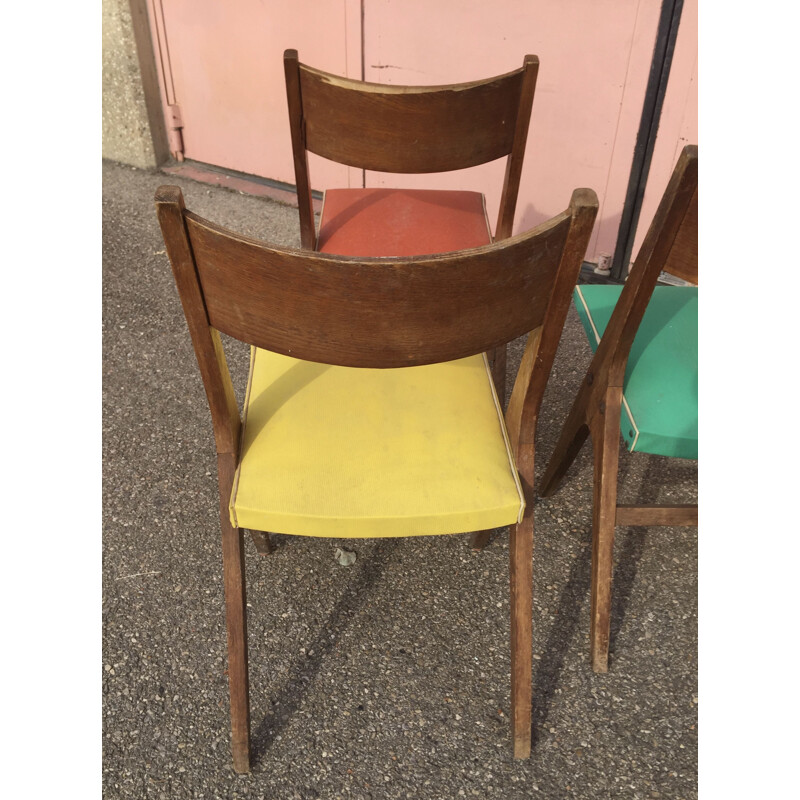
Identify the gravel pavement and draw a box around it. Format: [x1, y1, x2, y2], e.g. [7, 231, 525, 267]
[102, 159, 697, 800]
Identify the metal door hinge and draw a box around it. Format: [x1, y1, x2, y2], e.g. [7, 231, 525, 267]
[167, 103, 185, 161]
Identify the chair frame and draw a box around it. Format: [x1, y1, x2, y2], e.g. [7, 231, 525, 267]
[156, 184, 597, 771]
[284, 48, 539, 403]
[538, 145, 698, 673]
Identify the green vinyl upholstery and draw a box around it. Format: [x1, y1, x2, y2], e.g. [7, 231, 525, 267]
[573, 285, 698, 459]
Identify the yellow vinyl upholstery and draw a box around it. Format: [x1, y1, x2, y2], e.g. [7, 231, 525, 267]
[230, 348, 525, 537]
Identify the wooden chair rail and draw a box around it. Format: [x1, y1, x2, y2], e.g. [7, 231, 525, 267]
[615, 504, 698, 527]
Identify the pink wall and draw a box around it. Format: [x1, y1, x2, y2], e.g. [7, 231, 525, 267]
[148, 1, 697, 265]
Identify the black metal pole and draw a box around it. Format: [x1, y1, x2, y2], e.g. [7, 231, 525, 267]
[610, 0, 685, 282]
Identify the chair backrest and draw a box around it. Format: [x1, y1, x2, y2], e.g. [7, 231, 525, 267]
[660, 180, 697, 285]
[284, 49, 539, 249]
[156, 185, 597, 453]
[598, 145, 698, 387]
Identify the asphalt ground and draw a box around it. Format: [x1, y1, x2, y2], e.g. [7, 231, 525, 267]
[102, 159, 698, 799]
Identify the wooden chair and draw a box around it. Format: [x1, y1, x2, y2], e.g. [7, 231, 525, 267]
[284, 49, 539, 411]
[538, 145, 698, 673]
[155, 184, 597, 772]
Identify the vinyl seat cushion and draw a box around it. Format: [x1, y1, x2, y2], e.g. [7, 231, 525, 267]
[574, 285, 698, 459]
[317, 187, 492, 256]
[230, 349, 525, 537]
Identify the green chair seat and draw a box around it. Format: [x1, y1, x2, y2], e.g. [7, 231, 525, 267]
[573, 285, 698, 459]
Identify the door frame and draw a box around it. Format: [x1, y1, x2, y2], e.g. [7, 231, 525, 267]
[127, 0, 170, 165]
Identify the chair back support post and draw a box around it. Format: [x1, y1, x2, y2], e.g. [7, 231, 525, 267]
[495, 55, 539, 240]
[505, 188, 599, 485]
[155, 187, 242, 455]
[284, 49, 318, 250]
[597, 145, 698, 389]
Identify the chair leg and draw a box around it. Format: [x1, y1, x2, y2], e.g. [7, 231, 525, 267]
[470, 529, 492, 551]
[491, 344, 507, 405]
[509, 514, 533, 758]
[249, 529, 273, 555]
[218, 455, 251, 773]
[539, 385, 591, 498]
[588, 389, 621, 674]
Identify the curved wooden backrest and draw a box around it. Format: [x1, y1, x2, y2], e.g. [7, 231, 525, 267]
[156, 186, 597, 370]
[600, 145, 698, 387]
[661, 184, 698, 285]
[297, 61, 530, 173]
[284, 49, 539, 247]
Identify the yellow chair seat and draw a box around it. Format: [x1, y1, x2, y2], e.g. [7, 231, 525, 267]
[230, 348, 525, 537]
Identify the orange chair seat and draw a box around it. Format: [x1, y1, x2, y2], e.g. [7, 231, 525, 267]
[317, 188, 492, 256]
